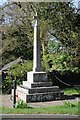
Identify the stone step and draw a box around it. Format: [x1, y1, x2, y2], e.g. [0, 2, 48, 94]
[17, 90, 64, 102]
[23, 81, 52, 88]
[17, 85, 59, 94]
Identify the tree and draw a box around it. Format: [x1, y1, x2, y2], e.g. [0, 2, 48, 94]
[1, 1, 80, 70]
[2, 2, 34, 66]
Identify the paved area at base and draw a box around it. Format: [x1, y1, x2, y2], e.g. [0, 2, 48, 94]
[0, 95, 13, 108]
[0, 95, 79, 108]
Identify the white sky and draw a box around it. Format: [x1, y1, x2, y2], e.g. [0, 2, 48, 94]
[0, 0, 7, 5]
[74, 0, 78, 7]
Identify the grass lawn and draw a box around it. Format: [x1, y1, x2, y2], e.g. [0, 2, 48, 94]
[63, 87, 80, 95]
[1, 102, 80, 115]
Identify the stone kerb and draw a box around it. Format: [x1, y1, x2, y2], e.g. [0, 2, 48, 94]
[1, 114, 79, 120]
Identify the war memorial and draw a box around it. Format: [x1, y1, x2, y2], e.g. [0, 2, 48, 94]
[16, 13, 64, 102]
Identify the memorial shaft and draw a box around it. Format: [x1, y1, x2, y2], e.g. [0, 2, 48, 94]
[33, 15, 41, 72]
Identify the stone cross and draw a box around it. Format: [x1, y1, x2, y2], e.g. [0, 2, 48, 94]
[33, 13, 41, 72]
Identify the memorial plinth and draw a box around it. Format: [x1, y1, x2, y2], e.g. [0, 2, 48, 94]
[16, 13, 64, 102]
[27, 71, 47, 83]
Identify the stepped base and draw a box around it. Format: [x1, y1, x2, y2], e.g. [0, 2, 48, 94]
[17, 85, 59, 94]
[17, 90, 64, 102]
[23, 81, 52, 88]
[17, 84, 64, 102]
[16, 71, 64, 102]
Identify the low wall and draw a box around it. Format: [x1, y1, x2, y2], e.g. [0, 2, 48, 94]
[1, 114, 80, 120]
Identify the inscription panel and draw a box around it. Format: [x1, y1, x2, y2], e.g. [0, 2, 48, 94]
[34, 73, 47, 82]
[27, 72, 47, 83]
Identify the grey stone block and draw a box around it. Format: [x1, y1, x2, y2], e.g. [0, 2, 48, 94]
[17, 87, 64, 102]
[23, 81, 52, 88]
[16, 71, 64, 103]
[17, 85, 59, 94]
[26, 91, 64, 102]
[27, 71, 47, 83]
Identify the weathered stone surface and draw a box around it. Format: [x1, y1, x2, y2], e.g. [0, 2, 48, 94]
[17, 83, 64, 102]
[17, 85, 59, 94]
[23, 81, 52, 88]
[17, 89, 64, 102]
[27, 71, 47, 83]
[16, 90, 27, 102]
[33, 13, 41, 72]
[26, 92, 64, 102]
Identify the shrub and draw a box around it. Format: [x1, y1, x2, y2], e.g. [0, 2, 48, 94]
[42, 52, 80, 73]
[2, 60, 32, 94]
[64, 101, 76, 108]
[15, 99, 28, 108]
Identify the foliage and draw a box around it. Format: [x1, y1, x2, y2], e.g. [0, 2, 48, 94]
[48, 39, 61, 53]
[2, 2, 33, 66]
[2, 2, 80, 66]
[41, 54, 51, 72]
[2, 60, 32, 94]
[41, 52, 80, 73]
[64, 101, 76, 108]
[8, 60, 32, 80]
[1, 2, 80, 89]
[2, 24, 33, 66]
[15, 99, 28, 108]
[64, 87, 80, 95]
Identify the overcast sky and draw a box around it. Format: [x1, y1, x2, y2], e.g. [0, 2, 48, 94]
[0, 0, 6, 5]
[74, 0, 78, 7]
